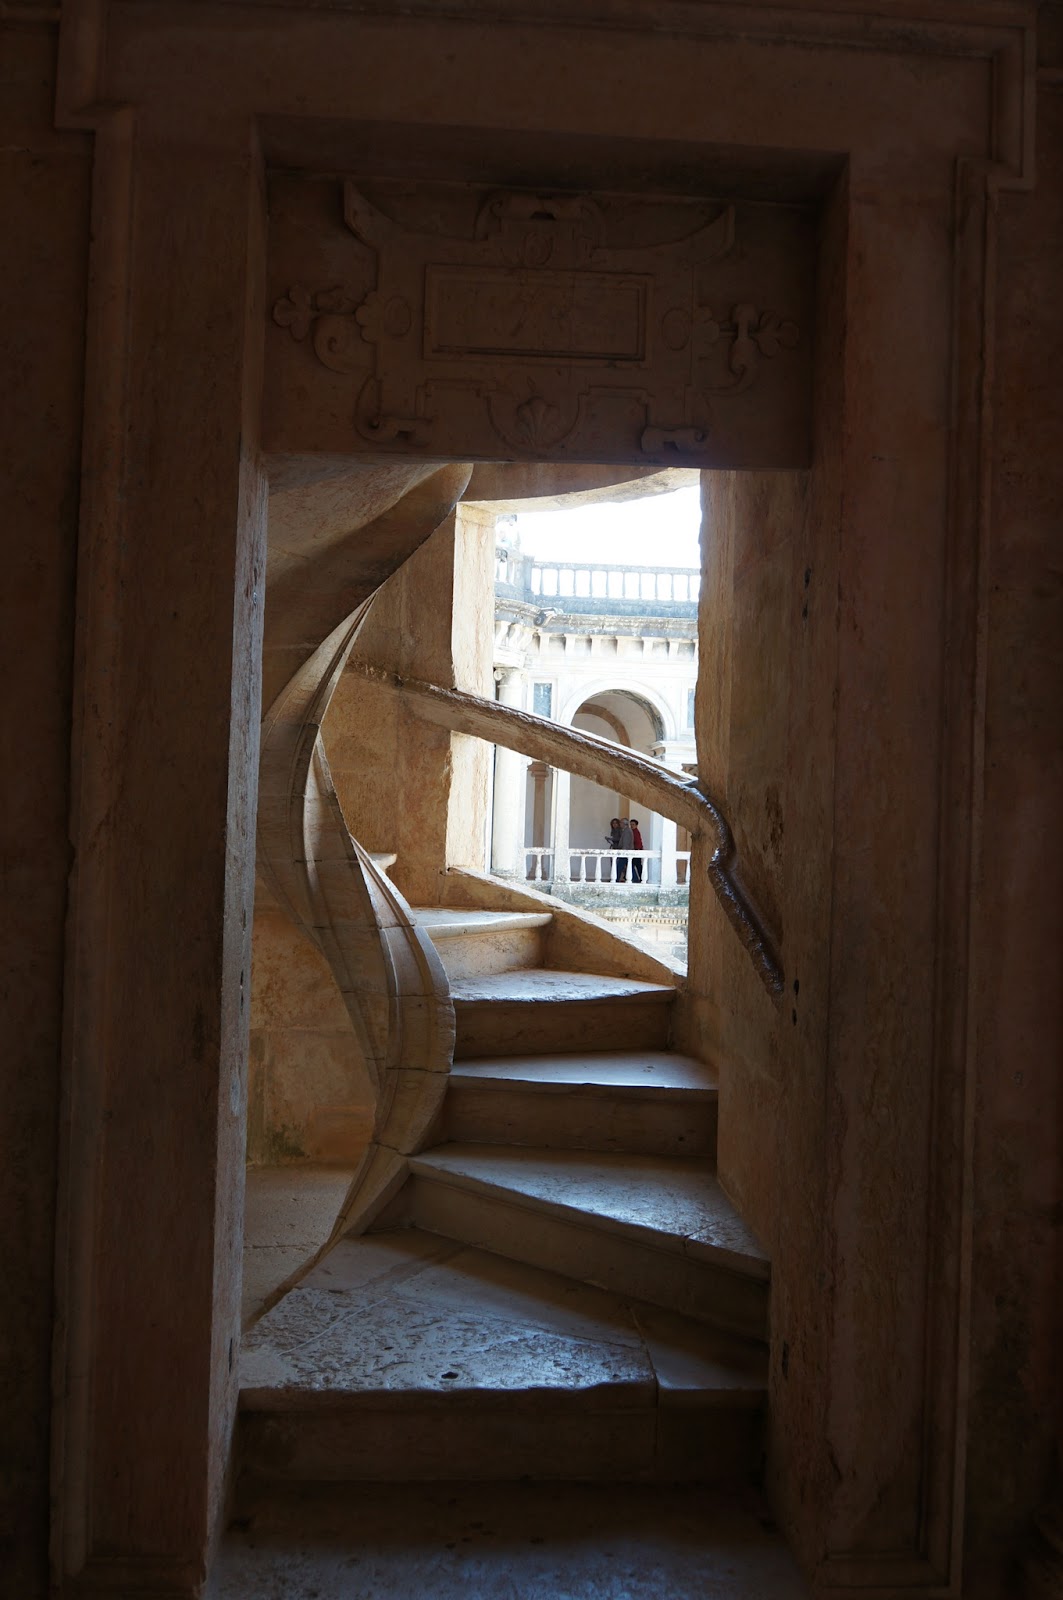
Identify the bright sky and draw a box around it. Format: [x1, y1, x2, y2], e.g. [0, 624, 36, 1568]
[511, 486, 702, 568]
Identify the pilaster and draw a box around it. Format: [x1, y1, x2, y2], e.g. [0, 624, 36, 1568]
[51, 81, 267, 1593]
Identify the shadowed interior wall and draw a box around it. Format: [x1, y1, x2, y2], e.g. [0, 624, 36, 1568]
[326, 504, 494, 904]
[675, 176, 845, 1571]
[247, 900, 373, 1166]
[962, 81, 1063, 1586]
[0, 26, 91, 1596]
[688, 104, 1063, 1581]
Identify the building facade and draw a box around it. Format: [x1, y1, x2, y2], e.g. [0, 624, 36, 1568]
[492, 528, 698, 961]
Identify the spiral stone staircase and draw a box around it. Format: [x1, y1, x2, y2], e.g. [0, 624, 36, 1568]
[237, 902, 769, 1492]
[238, 460, 779, 1504]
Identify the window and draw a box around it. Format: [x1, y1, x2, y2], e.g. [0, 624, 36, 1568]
[686, 688, 695, 727]
[533, 682, 553, 718]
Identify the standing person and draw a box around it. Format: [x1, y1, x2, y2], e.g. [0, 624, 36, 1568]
[617, 818, 633, 882]
[630, 819, 644, 882]
[605, 817, 622, 883]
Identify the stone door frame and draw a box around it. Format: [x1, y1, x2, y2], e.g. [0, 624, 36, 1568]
[53, 3, 1034, 1594]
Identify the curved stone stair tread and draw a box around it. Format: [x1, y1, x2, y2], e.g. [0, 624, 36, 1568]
[241, 1230, 764, 1408]
[409, 1146, 768, 1280]
[449, 969, 676, 1003]
[452, 1050, 717, 1097]
[238, 1229, 765, 1483]
[411, 907, 553, 937]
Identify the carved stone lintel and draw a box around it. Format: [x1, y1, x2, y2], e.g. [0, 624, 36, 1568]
[267, 180, 811, 467]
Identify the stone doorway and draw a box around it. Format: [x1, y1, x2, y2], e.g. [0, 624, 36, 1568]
[50, 8, 1021, 1590]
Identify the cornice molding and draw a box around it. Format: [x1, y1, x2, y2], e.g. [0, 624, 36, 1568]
[104, 0, 1035, 30]
[55, 0, 1037, 185]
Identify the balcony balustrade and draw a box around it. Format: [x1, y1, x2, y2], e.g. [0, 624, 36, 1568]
[524, 847, 691, 888]
[496, 551, 700, 609]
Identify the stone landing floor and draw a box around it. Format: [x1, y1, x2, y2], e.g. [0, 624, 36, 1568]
[209, 1481, 810, 1599]
[240, 1228, 765, 1411]
[243, 1166, 355, 1326]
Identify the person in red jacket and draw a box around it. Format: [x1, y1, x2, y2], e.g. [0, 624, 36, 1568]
[630, 819, 644, 882]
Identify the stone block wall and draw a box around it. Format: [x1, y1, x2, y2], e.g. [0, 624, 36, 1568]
[246, 903, 374, 1166]
[326, 503, 495, 904]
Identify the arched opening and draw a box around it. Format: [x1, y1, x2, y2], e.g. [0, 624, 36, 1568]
[568, 688, 665, 871]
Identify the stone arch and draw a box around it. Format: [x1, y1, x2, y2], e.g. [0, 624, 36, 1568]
[558, 679, 675, 743]
[577, 699, 633, 747]
[563, 688, 675, 855]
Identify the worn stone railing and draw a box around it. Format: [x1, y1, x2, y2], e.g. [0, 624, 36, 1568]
[352, 663, 783, 996]
[496, 551, 700, 607]
[525, 847, 692, 887]
[256, 464, 472, 1264]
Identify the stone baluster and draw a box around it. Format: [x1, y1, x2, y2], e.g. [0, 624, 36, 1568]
[528, 760, 550, 854]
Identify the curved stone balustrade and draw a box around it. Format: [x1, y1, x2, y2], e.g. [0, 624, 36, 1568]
[350, 666, 784, 997]
[257, 464, 471, 1252]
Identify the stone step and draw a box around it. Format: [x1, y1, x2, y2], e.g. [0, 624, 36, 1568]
[401, 1146, 769, 1341]
[449, 969, 675, 1058]
[238, 1229, 766, 1485]
[410, 907, 552, 979]
[445, 1050, 718, 1155]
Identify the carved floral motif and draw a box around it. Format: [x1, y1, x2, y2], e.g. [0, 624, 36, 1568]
[701, 304, 801, 393]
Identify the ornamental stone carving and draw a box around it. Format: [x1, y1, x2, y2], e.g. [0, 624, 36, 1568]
[265, 177, 814, 468]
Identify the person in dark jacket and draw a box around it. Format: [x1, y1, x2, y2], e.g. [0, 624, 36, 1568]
[617, 818, 633, 882]
[605, 817, 622, 882]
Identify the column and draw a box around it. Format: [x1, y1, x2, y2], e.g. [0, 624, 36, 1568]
[528, 759, 550, 868]
[658, 815, 679, 888]
[551, 767, 571, 883]
[490, 665, 527, 876]
[652, 739, 688, 889]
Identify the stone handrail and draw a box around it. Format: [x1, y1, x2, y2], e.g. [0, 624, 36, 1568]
[352, 665, 783, 996]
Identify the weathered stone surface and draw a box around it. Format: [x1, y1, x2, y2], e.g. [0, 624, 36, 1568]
[445, 1049, 718, 1155]
[0, 29, 92, 1599]
[266, 177, 814, 470]
[242, 1165, 360, 1324]
[326, 501, 495, 905]
[248, 904, 373, 1165]
[210, 1481, 810, 1599]
[238, 1230, 766, 1483]
[409, 1147, 768, 1273]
